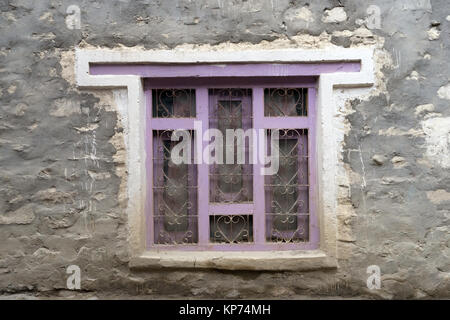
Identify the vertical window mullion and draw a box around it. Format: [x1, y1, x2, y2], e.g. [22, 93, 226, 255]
[146, 87, 154, 247]
[196, 87, 210, 245]
[252, 87, 265, 245]
[307, 87, 319, 246]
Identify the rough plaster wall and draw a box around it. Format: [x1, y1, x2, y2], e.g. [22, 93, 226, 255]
[0, 0, 449, 299]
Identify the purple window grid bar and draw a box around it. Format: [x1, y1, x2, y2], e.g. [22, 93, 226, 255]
[90, 62, 361, 251]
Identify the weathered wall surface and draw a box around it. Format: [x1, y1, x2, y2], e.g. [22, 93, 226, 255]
[0, 0, 449, 299]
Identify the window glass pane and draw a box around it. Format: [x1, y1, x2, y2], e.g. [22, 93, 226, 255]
[153, 130, 198, 244]
[152, 89, 196, 118]
[209, 88, 253, 203]
[265, 129, 309, 242]
[264, 88, 307, 116]
[210, 215, 253, 243]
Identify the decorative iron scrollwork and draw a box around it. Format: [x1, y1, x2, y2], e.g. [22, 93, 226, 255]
[153, 130, 198, 244]
[265, 128, 309, 243]
[264, 88, 307, 117]
[152, 89, 196, 118]
[210, 215, 253, 243]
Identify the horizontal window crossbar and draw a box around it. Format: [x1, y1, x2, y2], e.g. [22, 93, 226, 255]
[209, 203, 254, 215]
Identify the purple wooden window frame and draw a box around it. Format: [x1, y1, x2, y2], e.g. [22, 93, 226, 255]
[146, 81, 318, 251]
[90, 62, 360, 251]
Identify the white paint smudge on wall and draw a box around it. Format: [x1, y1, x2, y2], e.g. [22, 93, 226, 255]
[113, 89, 129, 149]
[437, 83, 450, 100]
[422, 117, 450, 168]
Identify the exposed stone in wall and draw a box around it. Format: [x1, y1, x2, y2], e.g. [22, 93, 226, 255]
[427, 26, 441, 40]
[0, 0, 449, 299]
[427, 189, 450, 204]
[284, 6, 314, 28]
[0, 204, 35, 225]
[438, 83, 450, 100]
[322, 7, 347, 24]
[415, 103, 434, 117]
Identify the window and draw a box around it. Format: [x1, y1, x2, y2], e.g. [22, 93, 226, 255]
[146, 80, 318, 251]
[79, 48, 371, 268]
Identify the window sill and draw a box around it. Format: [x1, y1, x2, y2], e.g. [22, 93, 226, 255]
[129, 250, 337, 271]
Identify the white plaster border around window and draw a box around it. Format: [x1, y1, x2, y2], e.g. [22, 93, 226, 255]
[75, 48, 375, 271]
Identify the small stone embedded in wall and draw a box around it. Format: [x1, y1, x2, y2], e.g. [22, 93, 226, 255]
[427, 27, 440, 40]
[7, 85, 16, 95]
[415, 104, 434, 117]
[406, 71, 425, 81]
[391, 156, 406, 168]
[372, 154, 386, 166]
[284, 6, 315, 24]
[437, 83, 450, 100]
[426, 189, 450, 204]
[322, 7, 347, 23]
[0, 204, 35, 225]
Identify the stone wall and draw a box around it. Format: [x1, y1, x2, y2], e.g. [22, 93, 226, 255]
[0, 0, 449, 299]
